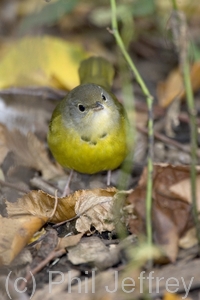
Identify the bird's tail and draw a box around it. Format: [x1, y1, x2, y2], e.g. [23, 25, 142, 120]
[78, 56, 114, 90]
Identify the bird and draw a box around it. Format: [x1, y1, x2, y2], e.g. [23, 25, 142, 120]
[47, 56, 129, 196]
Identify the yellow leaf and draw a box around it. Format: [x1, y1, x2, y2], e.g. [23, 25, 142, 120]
[163, 292, 191, 300]
[0, 36, 88, 90]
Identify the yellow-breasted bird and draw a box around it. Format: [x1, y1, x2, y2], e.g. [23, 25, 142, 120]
[47, 56, 129, 195]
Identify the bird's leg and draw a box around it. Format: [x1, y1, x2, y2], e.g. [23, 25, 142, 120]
[107, 170, 112, 186]
[62, 169, 74, 197]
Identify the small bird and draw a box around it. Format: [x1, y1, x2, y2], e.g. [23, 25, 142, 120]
[47, 56, 129, 195]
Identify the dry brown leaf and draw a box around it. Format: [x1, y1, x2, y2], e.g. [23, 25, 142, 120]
[170, 176, 200, 210]
[75, 187, 117, 233]
[127, 164, 194, 262]
[6, 190, 76, 223]
[0, 215, 45, 265]
[57, 233, 83, 250]
[157, 68, 184, 108]
[3, 188, 118, 265]
[4, 128, 64, 180]
[153, 204, 179, 262]
[7, 188, 117, 227]
[157, 62, 200, 108]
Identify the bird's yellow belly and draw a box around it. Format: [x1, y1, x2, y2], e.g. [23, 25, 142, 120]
[48, 118, 127, 174]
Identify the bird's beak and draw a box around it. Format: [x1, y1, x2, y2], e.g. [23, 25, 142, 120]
[92, 101, 104, 111]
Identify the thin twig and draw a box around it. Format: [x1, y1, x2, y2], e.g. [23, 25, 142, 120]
[30, 177, 60, 195]
[0, 179, 29, 194]
[137, 125, 200, 158]
[183, 60, 200, 242]
[110, 0, 154, 247]
[19, 248, 66, 291]
[170, 0, 200, 246]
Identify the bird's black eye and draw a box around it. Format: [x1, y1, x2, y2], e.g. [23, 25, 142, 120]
[78, 104, 85, 112]
[101, 93, 107, 101]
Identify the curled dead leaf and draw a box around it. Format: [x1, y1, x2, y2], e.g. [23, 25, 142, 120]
[3, 188, 119, 265]
[75, 187, 117, 233]
[6, 190, 76, 222]
[6, 188, 118, 228]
